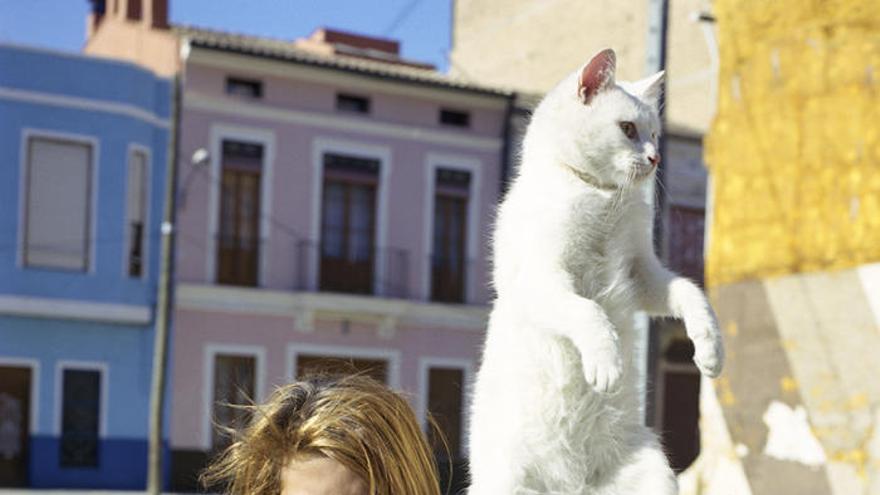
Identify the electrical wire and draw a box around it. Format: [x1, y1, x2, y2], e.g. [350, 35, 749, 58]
[383, 0, 423, 36]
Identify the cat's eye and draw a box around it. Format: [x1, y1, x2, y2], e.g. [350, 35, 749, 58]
[619, 121, 638, 140]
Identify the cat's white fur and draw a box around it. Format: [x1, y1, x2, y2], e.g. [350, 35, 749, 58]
[468, 49, 724, 495]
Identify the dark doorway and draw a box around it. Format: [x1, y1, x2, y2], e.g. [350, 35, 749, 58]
[211, 354, 256, 451]
[426, 366, 468, 495]
[0, 366, 32, 487]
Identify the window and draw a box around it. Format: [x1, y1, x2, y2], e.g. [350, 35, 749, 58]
[225, 77, 263, 99]
[90, 0, 106, 15]
[216, 140, 262, 287]
[320, 154, 379, 294]
[126, 0, 141, 20]
[23, 136, 92, 271]
[667, 205, 706, 286]
[60, 368, 101, 467]
[0, 365, 33, 486]
[439, 109, 470, 128]
[426, 365, 469, 493]
[296, 355, 388, 384]
[211, 354, 256, 451]
[431, 168, 470, 303]
[336, 93, 371, 114]
[427, 367, 464, 459]
[126, 149, 147, 277]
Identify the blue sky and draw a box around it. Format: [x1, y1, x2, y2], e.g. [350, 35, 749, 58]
[0, 0, 452, 71]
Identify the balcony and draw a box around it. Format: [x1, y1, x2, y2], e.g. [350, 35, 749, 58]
[215, 234, 261, 287]
[429, 254, 468, 304]
[192, 238, 486, 331]
[181, 241, 485, 332]
[295, 240, 409, 299]
[293, 240, 472, 304]
[206, 237, 477, 303]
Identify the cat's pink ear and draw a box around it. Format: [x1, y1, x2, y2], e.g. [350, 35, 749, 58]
[578, 49, 616, 104]
[631, 71, 665, 109]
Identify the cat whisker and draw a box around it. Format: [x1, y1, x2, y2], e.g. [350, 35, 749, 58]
[654, 173, 670, 206]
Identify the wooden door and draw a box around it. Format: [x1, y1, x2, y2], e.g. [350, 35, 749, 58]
[427, 366, 468, 495]
[0, 366, 31, 487]
[320, 179, 376, 294]
[431, 194, 467, 303]
[427, 367, 464, 458]
[211, 355, 256, 451]
[216, 141, 262, 287]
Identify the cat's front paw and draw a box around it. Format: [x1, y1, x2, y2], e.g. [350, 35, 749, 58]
[580, 340, 623, 393]
[692, 332, 724, 378]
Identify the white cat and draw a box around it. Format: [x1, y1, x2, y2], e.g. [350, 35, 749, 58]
[467, 49, 724, 495]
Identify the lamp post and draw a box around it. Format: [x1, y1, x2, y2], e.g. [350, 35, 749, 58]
[146, 74, 180, 495]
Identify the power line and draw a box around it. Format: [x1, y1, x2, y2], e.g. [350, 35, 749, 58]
[383, 0, 423, 36]
[186, 160, 309, 242]
[4, 149, 431, 297]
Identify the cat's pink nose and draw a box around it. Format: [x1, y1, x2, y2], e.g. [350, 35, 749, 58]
[648, 154, 661, 167]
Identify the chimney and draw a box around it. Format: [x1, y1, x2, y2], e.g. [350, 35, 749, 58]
[296, 28, 435, 70]
[88, 0, 167, 33]
[146, 0, 169, 29]
[309, 28, 400, 56]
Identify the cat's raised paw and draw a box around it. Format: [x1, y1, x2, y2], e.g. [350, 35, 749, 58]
[693, 334, 724, 378]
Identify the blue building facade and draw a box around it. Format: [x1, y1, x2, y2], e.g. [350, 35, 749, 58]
[0, 44, 171, 489]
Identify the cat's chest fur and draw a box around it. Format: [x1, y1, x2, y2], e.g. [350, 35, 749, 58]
[560, 189, 644, 310]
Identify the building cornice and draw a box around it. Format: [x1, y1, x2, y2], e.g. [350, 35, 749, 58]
[0, 86, 170, 129]
[175, 283, 489, 333]
[185, 47, 509, 111]
[184, 91, 503, 152]
[0, 295, 152, 325]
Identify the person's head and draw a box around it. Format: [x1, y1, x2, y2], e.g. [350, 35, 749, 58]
[200, 375, 442, 495]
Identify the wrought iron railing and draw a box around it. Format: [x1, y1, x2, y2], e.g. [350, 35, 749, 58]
[215, 234, 262, 287]
[428, 253, 470, 304]
[209, 237, 476, 304]
[295, 240, 410, 299]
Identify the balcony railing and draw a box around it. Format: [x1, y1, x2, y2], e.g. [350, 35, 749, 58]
[215, 234, 261, 287]
[429, 254, 469, 304]
[296, 240, 410, 299]
[214, 238, 476, 304]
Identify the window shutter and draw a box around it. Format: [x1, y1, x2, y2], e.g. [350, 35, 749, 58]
[25, 138, 92, 271]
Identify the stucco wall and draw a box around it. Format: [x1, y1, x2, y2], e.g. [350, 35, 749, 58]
[84, 16, 178, 77]
[169, 307, 484, 450]
[684, 265, 880, 494]
[451, 0, 717, 133]
[0, 44, 171, 489]
[176, 59, 506, 304]
[705, 0, 880, 286]
[0, 45, 169, 308]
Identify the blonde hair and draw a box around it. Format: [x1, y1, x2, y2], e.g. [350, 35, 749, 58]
[200, 375, 442, 495]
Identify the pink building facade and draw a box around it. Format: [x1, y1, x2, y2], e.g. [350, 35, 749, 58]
[168, 27, 510, 489]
